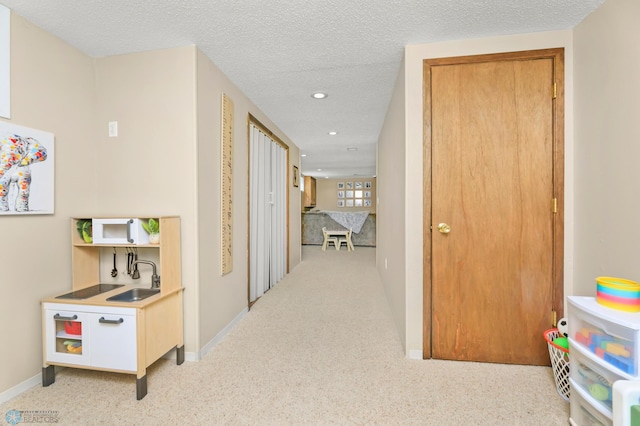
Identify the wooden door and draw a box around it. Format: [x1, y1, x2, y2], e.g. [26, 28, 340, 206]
[423, 49, 564, 365]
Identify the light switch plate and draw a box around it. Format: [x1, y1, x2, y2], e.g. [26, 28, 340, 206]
[108, 121, 118, 137]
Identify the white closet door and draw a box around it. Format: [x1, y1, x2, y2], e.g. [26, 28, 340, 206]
[250, 126, 270, 301]
[249, 124, 286, 302]
[270, 142, 286, 287]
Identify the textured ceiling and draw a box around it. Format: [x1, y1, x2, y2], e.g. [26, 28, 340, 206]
[0, 0, 605, 178]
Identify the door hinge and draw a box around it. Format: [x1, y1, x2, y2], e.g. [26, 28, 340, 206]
[552, 82, 557, 99]
[552, 310, 557, 327]
[552, 197, 558, 213]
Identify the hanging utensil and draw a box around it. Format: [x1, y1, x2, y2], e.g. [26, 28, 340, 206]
[111, 247, 118, 277]
[130, 249, 135, 276]
[126, 248, 133, 276]
[132, 248, 140, 279]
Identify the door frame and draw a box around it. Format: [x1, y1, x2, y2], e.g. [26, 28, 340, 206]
[422, 48, 565, 359]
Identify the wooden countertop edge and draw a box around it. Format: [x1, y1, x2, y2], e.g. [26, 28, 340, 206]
[41, 286, 184, 308]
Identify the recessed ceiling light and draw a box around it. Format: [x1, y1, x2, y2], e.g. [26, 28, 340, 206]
[328, 131, 337, 136]
[311, 92, 327, 99]
[301, 154, 307, 157]
[317, 168, 322, 171]
[347, 147, 358, 151]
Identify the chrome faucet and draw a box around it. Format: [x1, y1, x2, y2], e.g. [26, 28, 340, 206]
[131, 260, 160, 289]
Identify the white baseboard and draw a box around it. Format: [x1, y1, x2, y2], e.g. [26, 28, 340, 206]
[158, 307, 248, 362]
[160, 349, 199, 363]
[0, 373, 41, 405]
[198, 307, 248, 360]
[183, 351, 199, 362]
[408, 349, 423, 360]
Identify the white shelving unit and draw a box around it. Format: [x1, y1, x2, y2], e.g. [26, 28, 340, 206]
[567, 296, 640, 426]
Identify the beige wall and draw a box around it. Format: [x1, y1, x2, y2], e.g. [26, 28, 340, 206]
[0, 13, 97, 395]
[376, 58, 407, 348]
[382, 30, 575, 357]
[573, 0, 640, 295]
[1, 13, 301, 398]
[93, 47, 200, 354]
[195, 49, 301, 353]
[313, 177, 376, 212]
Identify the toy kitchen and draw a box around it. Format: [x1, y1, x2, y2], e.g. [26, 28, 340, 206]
[41, 216, 184, 400]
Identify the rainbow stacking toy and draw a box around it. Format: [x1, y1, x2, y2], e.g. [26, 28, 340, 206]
[596, 276, 640, 313]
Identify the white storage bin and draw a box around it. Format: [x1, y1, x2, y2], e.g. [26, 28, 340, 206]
[570, 378, 613, 426]
[568, 297, 640, 377]
[613, 380, 640, 426]
[570, 342, 628, 416]
[92, 218, 149, 245]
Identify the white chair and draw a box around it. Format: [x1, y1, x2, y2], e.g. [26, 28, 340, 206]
[322, 227, 338, 251]
[337, 228, 353, 251]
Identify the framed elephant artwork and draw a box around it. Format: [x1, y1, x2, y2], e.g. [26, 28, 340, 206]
[0, 122, 55, 215]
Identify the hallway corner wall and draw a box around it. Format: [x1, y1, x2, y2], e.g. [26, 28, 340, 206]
[377, 58, 409, 354]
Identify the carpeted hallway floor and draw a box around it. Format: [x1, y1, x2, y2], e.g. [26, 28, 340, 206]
[1, 246, 570, 425]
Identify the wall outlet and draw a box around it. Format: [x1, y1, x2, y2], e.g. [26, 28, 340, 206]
[108, 121, 118, 137]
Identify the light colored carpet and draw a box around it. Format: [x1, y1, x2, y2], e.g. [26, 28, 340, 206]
[1, 246, 570, 425]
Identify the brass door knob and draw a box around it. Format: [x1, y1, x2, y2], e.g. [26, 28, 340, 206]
[437, 223, 451, 234]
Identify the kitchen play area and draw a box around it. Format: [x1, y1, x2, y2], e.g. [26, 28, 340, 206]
[41, 217, 184, 400]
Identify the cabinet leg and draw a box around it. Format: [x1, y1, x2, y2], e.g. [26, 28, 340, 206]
[136, 375, 147, 400]
[42, 366, 55, 387]
[176, 345, 185, 365]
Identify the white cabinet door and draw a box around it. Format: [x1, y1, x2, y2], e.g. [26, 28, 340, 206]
[90, 311, 137, 372]
[44, 308, 91, 366]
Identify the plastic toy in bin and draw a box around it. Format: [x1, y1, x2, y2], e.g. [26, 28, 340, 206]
[577, 363, 613, 404]
[557, 317, 569, 337]
[574, 327, 635, 375]
[553, 317, 569, 349]
[64, 321, 81, 335]
[63, 340, 82, 354]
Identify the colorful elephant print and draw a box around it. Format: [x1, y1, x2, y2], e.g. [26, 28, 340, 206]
[0, 133, 48, 212]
